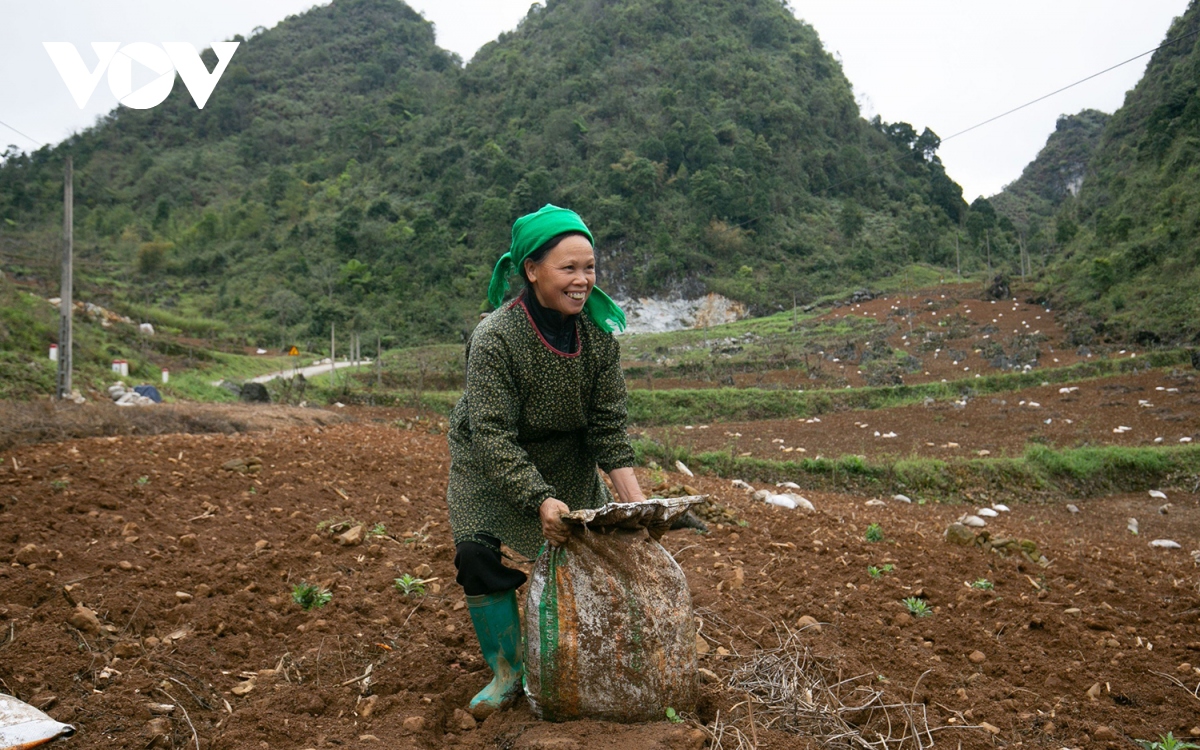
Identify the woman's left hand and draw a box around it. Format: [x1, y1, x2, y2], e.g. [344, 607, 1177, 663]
[608, 467, 646, 504]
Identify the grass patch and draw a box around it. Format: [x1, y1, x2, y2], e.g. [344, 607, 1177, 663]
[119, 302, 229, 338]
[161, 352, 297, 403]
[633, 438, 1200, 501]
[626, 348, 1195, 425]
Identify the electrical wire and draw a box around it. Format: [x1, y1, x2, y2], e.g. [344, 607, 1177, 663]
[0, 118, 43, 149]
[939, 24, 1200, 144]
[815, 23, 1200, 198]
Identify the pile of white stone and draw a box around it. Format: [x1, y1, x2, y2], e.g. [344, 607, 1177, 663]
[108, 382, 155, 407]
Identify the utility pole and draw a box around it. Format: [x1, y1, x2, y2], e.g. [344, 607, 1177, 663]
[330, 323, 336, 387]
[56, 157, 73, 400]
[955, 232, 961, 278]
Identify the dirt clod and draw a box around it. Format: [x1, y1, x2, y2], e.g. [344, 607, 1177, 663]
[144, 718, 171, 744]
[67, 604, 101, 635]
[944, 523, 974, 545]
[358, 695, 379, 718]
[454, 708, 477, 731]
[338, 524, 364, 546]
[13, 543, 47, 566]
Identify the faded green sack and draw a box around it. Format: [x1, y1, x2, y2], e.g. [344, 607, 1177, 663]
[524, 497, 702, 722]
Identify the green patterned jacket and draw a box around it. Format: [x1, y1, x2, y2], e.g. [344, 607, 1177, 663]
[446, 293, 635, 559]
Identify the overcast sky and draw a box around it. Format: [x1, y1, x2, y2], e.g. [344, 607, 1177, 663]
[0, 0, 1190, 199]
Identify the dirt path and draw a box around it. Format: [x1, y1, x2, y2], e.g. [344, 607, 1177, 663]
[1, 414, 1198, 748]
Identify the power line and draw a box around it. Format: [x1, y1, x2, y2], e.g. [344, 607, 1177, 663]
[813, 23, 1200, 200]
[940, 24, 1200, 144]
[0, 118, 44, 149]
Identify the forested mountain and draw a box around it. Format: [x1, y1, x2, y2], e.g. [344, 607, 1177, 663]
[995, 0, 1200, 345]
[990, 109, 1108, 229]
[1, 0, 971, 348]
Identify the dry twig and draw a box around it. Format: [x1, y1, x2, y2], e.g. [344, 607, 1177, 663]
[1149, 670, 1200, 702]
[158, 687, 200, 750]
[716, 626, 943, 750]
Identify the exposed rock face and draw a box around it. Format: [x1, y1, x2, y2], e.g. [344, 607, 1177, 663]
[614, 293, 746, 335]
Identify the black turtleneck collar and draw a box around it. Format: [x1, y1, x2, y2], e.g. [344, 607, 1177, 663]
[522, 288, 579, 354]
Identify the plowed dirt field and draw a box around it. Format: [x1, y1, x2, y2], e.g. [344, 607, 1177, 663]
[2, 410, 1199, 749]
[646, 370, 1200, 461]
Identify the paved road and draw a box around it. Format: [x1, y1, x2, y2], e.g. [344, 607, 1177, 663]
[210, 359, 371, 386]
[248, 359, 371, 383]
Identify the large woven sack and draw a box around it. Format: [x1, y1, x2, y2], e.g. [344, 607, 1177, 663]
[524, 496, 702, 722]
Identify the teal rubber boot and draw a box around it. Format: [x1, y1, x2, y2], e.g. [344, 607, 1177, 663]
[466, 590, 524, 719]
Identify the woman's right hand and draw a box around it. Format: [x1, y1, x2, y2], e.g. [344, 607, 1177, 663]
[539, 497, 571, 547]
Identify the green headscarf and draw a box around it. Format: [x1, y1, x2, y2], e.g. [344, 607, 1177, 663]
[487, 204, 626, 333]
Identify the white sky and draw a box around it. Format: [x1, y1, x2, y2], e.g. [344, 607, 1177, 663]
[0, 0, 1190, 199]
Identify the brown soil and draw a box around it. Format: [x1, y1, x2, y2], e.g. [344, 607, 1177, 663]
[2, 410, 1199, 749]
[0, 401, 356, 452]
[645, 370, 1200, 461]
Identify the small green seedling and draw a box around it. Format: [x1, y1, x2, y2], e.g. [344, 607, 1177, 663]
[971, 578, 994, 590]
[291, 581, 332, 611]
[665, 707, 683, 724]
[394, 574, 426, 598]
[868, 563, 895, 579]
[368, 522, 388, 538]
[1136, 733, 1199, 750]
[902, 597, 931, 617]
[865, 523, 884, 543]
[136, 475, 150, 486]
[51, 478, 70, 491]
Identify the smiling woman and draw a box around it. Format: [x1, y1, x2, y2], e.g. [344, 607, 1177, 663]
[443, 204, 644, 720]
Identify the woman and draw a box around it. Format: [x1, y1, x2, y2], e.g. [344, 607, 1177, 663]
[445, 204, 646, 718]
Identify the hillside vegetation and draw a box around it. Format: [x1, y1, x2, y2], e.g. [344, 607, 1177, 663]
[0, 0, 978, 351]
[993, 0, 1200, 345]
